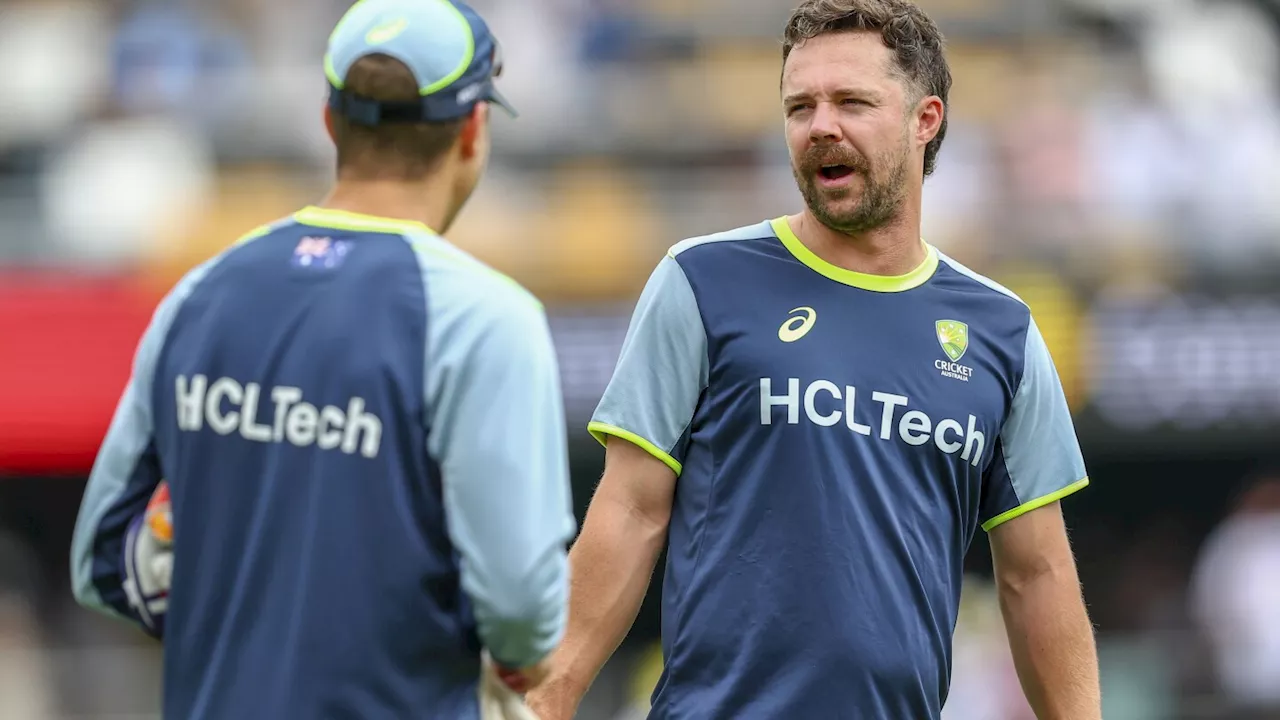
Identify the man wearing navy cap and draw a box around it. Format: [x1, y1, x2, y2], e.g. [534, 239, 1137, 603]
[70, 1, 574, 718]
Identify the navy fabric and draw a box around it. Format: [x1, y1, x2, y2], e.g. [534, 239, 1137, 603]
[648, 236, 1031, 719]
[89, 439, 163, 631]
[151, 226, 479, 719]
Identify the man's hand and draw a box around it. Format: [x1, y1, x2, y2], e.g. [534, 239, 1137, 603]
[523, 673, 581, 720]
[493, 656, 552, 695]
[481, 652, 547, 720]
[525, 437, 678, 720]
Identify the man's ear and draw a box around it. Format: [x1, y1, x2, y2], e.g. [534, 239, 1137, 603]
[458, 103, 489, 160]
[323, 105, 337, 144]
[915, 95, 944, 148]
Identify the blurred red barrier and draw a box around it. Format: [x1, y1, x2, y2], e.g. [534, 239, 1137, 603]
[0, 273, 161, 475]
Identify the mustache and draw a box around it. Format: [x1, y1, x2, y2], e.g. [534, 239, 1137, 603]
[799, 146, 870, 175]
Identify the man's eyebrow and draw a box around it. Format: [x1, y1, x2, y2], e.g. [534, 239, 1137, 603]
[782, 87, 884, 105]
[832, 86, 883, 101]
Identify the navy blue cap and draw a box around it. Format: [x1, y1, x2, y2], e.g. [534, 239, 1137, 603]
[325, 0, 515, 126]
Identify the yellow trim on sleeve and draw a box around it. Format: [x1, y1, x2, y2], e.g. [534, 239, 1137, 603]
[770, 216, 937, 292]
[587, 422, 683, 477]
[982, 477, 1089, 532]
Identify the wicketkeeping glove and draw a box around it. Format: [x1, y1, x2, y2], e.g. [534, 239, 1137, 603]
[122, 481, 173, 636]
[479, 651, 541, 720]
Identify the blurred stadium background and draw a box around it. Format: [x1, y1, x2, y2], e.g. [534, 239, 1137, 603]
[2, 0, 1280, 717]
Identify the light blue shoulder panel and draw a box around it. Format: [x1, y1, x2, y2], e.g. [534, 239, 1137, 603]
[410, 230, 576, 669]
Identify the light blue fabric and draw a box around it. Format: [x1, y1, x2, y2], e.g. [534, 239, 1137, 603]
[999, 317, 1088, 505]
[668, 220, 774, 258]
[938, 251, 1087, 512]
[327, 0, 475, 92]
[589, 223, 769, 469]
[325, 0, 515, 121]
[70, 257, 221, 616]
[590, 255, 708, 472]
[937, 252, 1023, 303]
[412, 230, 576, 668]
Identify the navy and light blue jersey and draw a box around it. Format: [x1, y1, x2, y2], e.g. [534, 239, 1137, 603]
[70, 206, 576, 719]
[590, 217, 1088, 720]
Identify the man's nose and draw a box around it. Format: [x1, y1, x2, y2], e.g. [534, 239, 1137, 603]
[808, 103, 843, 144]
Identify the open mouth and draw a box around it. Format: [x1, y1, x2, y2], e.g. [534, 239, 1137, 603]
[819, 165, 855, 181]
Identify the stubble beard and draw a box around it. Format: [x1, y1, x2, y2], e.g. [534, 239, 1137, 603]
[793, 142, 910, 236]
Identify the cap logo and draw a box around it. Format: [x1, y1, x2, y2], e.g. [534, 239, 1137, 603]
[456, 82, 484, 104]
[365, 17, 409, 45]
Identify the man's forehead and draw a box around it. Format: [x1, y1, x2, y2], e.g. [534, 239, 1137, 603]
[781, 30, 898, 94]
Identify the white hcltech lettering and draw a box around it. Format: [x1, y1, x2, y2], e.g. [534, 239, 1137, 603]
[175, 375, 383, 458]
[759, 377, 985, 466]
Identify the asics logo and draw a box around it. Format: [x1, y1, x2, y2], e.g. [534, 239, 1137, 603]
[366, 17, 409, 45]
[779, 307, 817, 343]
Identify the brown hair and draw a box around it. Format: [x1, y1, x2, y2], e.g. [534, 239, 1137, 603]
[331, 54, 466, 180]
[782, 0, 951, 177]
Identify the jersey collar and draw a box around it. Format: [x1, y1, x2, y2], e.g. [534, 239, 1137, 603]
[770, 216, 937, 292]
[294, 206, 436, 235]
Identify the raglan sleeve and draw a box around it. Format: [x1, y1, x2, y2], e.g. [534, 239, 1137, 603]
[588, 253, 709, 476]
[980, 316, 1089, 531]
[69, 263, 211, 635]
[424, 272, 576, 670]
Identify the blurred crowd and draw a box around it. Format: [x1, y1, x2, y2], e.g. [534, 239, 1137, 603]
[3, 0, 1280, 717]
[4, 0, 1280, 290]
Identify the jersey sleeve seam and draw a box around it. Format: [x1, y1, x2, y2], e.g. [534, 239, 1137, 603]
[935, 252, 1030, 308]
[413, 238, 548, 463]
[411, 246, 435, 461]
[585, 257, 708, 479]
[668, 256, 712, 395]
[666, 228, 776, 259]
[148, 255, 230, 423]
[996, 311, 1035, 443]
[404, 229, 543, 311]
[671, 258, 711, 465]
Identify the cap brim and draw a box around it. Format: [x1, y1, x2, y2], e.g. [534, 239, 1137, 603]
[487, 86, 518, 119]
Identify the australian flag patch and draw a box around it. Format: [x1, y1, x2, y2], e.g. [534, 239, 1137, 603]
[292, 236, 352, 270]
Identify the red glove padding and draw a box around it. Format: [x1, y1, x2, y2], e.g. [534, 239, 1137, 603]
[123, 481, 174, 636]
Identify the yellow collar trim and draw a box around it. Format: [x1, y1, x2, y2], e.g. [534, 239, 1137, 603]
[294, 206, 435, 235]
[770, 216, 937, 292]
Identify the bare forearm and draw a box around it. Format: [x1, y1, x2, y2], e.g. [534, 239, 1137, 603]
[998, 566, 1100, 720]
[542, 498, 666, 703]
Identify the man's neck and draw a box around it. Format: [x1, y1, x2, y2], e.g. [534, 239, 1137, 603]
[789, 204, 927, 277]
[318, 178, 453, 234]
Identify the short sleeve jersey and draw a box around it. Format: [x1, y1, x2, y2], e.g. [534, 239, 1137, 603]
[590, 217, 1088, 720]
